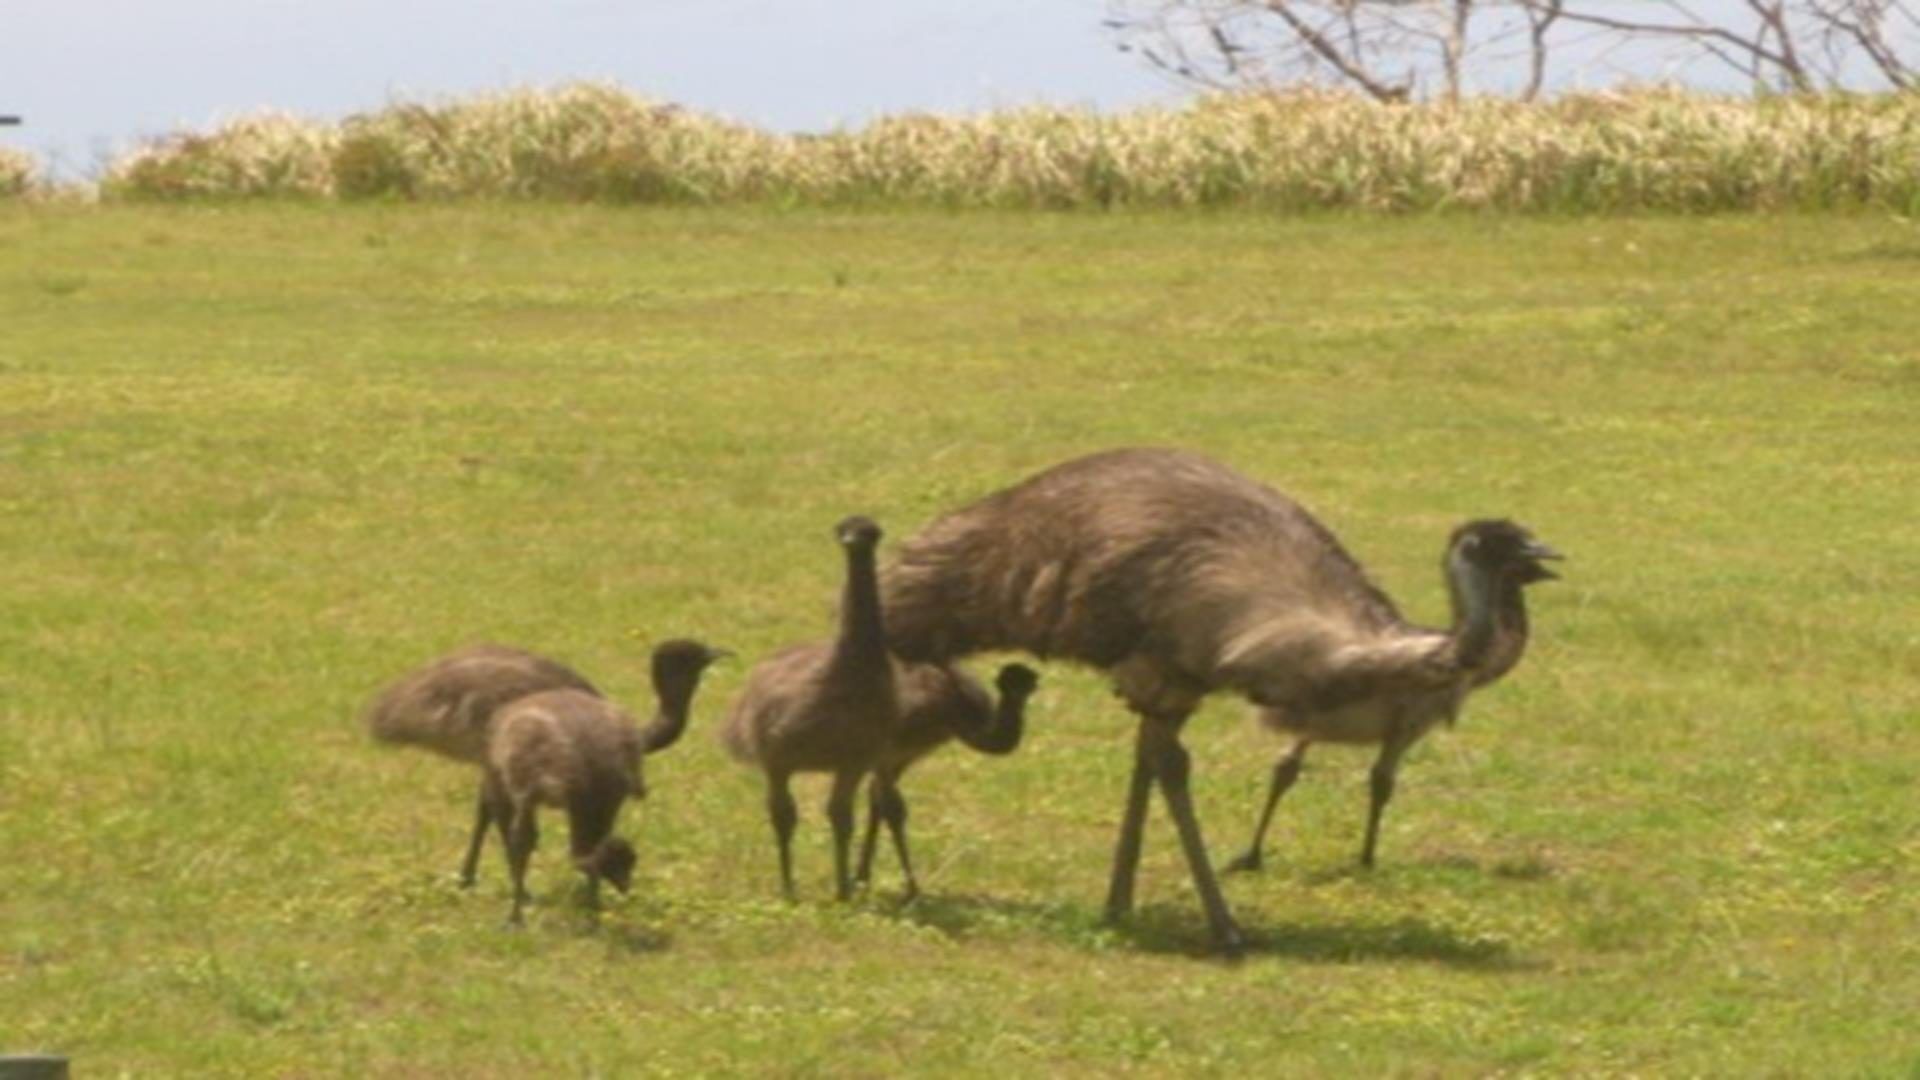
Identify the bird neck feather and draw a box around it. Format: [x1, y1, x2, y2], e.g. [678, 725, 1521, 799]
[835, 545, 888, 663]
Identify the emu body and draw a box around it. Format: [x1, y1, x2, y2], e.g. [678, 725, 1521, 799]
[855, 661, 1039, 900]
[722, 516, 901, 900]
[486, 689, 643, 925]
[881, 447, 1560, 952]
[364, 639, 723, 892]
[1226, 563, 1543, 873]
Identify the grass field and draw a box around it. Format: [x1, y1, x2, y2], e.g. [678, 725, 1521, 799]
[1, 204, 1915, 1076]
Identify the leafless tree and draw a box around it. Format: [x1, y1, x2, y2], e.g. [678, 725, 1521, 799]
[1107, 0, 1915, 98]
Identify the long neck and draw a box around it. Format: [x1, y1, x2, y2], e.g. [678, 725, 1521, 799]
[832, 543, 887, 666]
[640, 674, 700, 754]
[1471, 577, 1532, 687]
[956, 688, 1028, 756]
[1445, 552, 1501, 674]
[567, 788, 618, 859]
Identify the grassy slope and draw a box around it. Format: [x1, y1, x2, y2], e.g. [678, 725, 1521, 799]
[0, 205, 1914, 1076]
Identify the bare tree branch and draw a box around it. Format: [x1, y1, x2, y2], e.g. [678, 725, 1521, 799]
[1106, 0, 1916, 98]
[1261, 0, 1414, 100]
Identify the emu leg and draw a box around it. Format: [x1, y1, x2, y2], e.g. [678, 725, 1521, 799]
[1145, 718, 1245, 955]
[768, 771, 799, 899]
[1360, 737, 1410, 869]
[1103, 721, 1159, 923]
[459, 785, 490, 887]
[504, 803, 538, 927]
[877, 780, 917, 902]
[1224, 740, 1310, 874]
[855, 778, 885, 889]
[826, 769, 862, 901]
[567, 803, 604, 911]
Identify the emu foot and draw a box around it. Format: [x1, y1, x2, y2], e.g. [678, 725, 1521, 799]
[1212, 921, 1249, 959]
[1221, 850, 1264, 875]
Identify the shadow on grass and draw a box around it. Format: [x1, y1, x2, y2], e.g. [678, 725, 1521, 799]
[596, 919, 674, 955]
[1296, 850, 1556, 886]
[881, 890, 1529, 970]
[1123, 904, 1529, 969]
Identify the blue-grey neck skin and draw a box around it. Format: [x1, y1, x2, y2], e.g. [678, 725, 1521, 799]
[1446, 544, 1499, 671]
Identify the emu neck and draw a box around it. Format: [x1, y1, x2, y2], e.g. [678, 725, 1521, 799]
[1445, 556, 1500, 674]
[1473, 577, 1532, 687]
[833, 545, 887, 667]
[642, 677, 699, 754]
[986, 689, 1029, 754]
[959, 687, 1028, 755]
[567, 788, 619, 859]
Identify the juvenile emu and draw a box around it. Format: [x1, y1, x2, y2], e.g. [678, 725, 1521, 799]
[1223, 519, 1556, 873]
[364, 639, 724, 887]
[721, 515, 900, 901]
[486, 681, 694, 925]
[881, 447, 1561, 953]
[855, 661, 1040, 901]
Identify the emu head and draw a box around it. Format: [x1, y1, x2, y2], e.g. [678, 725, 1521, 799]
[1447, 519, 1563, 587]
[651, 638, 729, 700]
[995, 662, 1040, 700]
[591, 837, 638, 894]
[834, 515, 883, 551]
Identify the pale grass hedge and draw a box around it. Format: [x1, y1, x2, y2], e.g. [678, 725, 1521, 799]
[99, 82, 1920, 212]
[1, 145, 40, 198]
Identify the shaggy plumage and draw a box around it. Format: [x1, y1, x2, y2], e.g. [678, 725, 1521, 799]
[881, 447, 1561, 952]
[722, 516, 900, 900]
[855, 661, 1039, 900]
[365, 639, 724, 892]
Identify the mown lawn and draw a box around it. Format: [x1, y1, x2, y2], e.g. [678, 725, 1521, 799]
[0, 204, 1914, 1076]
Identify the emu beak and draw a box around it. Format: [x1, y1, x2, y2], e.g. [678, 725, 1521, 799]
[1522, 539, 1564, 581]
[706, 647, 734, 664]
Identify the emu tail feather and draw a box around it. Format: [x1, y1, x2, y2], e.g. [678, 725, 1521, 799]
[362, 688, 489, 764]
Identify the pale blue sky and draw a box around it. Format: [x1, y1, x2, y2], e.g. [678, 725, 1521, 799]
[1, 1, 1173, 176]
[1, 0, 1826, 179]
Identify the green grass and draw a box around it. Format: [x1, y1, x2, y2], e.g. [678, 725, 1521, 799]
[1, 204, 1915, 1076]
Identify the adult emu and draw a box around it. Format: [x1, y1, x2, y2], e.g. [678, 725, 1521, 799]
[880, 447, 1561, 953]
[1223, 517, 1555, 874]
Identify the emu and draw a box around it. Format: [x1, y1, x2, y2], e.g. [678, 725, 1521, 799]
[722, 516, 900, 901]
[855, 660, 1040, 901]
[486, 685, 677, 925]
[1223, 518, 1554, 873]
[881, 447, 1562, 953]
[364, 639, 725, 888]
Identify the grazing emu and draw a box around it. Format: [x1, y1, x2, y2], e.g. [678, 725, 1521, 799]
[855, 661, 1040, 901]
[881, 447, 1562, 953]
[1223, 519, 1557, 874]
[722, 515, 900, 901]
[365, 639, 725, 887]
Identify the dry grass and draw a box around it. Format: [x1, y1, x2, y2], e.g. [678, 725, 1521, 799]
[97, 82, 1920, 211]
[0, 145, 40, 198]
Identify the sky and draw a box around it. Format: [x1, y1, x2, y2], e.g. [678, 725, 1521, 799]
[1, 1, 1175, 177]
[1, 0, 1841, 180]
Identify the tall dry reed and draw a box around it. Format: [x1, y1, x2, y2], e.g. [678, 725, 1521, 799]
[1, 146, 40, 198]
[97, 83, 1920, 212]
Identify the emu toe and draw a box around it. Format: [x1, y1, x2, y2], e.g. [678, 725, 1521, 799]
[1221, 850, 1263, 874]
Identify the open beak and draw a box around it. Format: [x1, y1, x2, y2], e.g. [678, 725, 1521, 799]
[1521, 539, 1564, 581]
